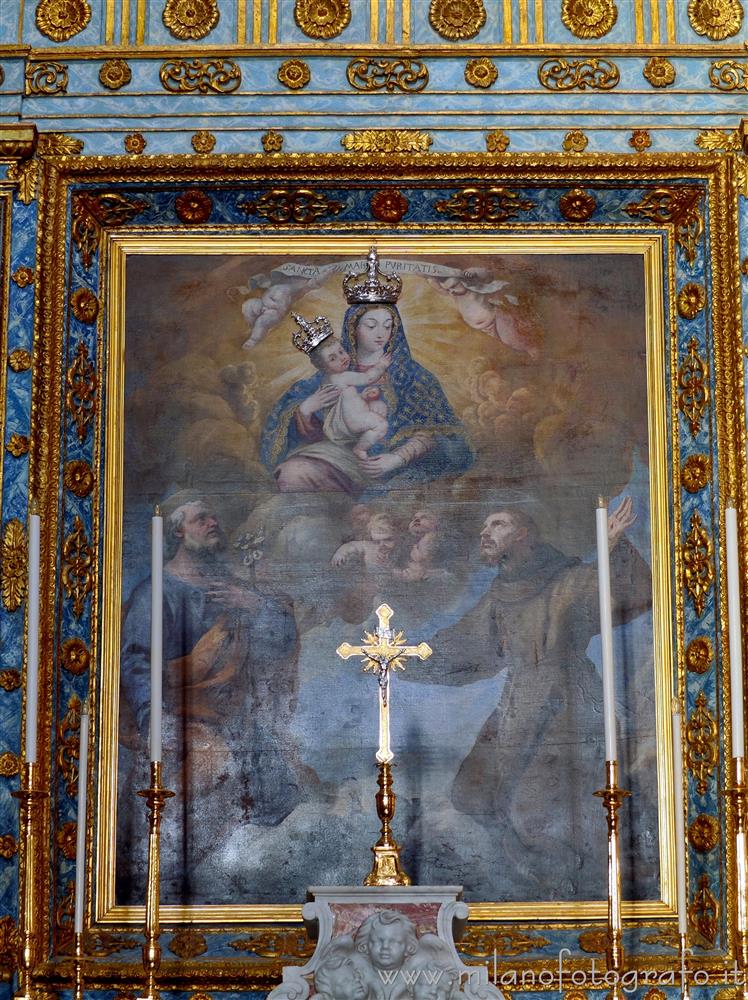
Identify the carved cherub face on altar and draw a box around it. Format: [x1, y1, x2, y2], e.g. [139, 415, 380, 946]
[313, 937, 369, 1000]
[354, 909, 419, 971]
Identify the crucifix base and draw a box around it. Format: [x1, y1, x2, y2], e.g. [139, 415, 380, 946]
[364, 760, 411, 886]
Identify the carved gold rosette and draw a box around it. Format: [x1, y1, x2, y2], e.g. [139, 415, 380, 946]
[677, 282, 707, 320]
[559, 187, 596, 220]
[643, 56, 676, 88]
[294, 0, 351, 39]
[465, 57, 497, 89]
[278, 59, 310, 90]
[6, 434, 29, 458]
[561, 0, 618, 38]
[688, 0, 744, 39]
[688, 813, 720, 852]
[99, 58, 131, 90]
[60, 636, 90, 675]
[429, 0, 487, 40]
[685, 635, 713, 673]
[681, 453, 710, 492]
[35, 0, 91, 42]
[162, 0, 219, 40]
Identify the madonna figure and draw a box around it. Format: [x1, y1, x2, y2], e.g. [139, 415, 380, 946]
[261, 249, 474, 494]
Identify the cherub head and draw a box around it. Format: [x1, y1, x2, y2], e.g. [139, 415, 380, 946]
[314, 937, 368, 1000]
[405, 934, 460, 1000]
[354, 910, 418, 971]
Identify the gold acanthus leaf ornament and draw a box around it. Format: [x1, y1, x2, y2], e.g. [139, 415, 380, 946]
[159, 58, 241, 95]
[65, 341, 97, 443]
[429, 0, 487, 40]
[688, 0, 744, 39]
[435, 186, 534, 223]
[342, 129, 432, 154]
[678, 337, 709, 438]
[539, 57, 619, 91]
[682, 512, 714, 619]
[241, 188, 342, 225]
[35, 0, 91, 42]
[25, 61, 68, 96]
[695, 127, 742, 151]
[61, 517, 93, 619]
[685, 691, 718, 793]
[689, 872, 719, 945]
[1, 520, 27, 612]
[294, 0, 351, 39]
[561, 0, 618, 38]
[624, 186, 704, 268]
[709, 60, 748, 91]
[57, 695, 82, 798]
[347, 58, 429, 93]
[458, 926, 550, 957]
[162, 0, 219, 40]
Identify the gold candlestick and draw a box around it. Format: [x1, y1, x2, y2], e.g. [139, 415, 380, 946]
[12, 762, 48, 1000]
[337, 603, 432, 886]
[594, 760, 630, 993]
[72, 931, 84, 1000]
[137, 761, 174, 1000]
[725, 756, 748, 995]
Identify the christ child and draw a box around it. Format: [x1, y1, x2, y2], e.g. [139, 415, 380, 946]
[331, 513, 399, 572]
[308, 336, 391, 459]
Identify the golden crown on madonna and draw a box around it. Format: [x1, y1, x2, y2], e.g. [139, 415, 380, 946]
[291, 312, 334, 354]
[343, 247, 402, 304]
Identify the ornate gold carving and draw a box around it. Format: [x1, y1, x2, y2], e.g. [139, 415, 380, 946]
[124, 132, 146, 154]
[0, 752, 20, 777]
[696, 127, 742, 151]
[681, 454, 710, 493]
[278, 59, 310, 90]
[346, 58, 429, 93]
[561, 0, 618, 37]
[688, 0, 743, 39]
[370, 189, 409, 223]
[465, 57, 497, 89]
[168, 928, 208, 959]
[629, 129, 652, 152]
[261, 131, 283, 153]
[678, 337, 709, 437]
[159, 58, 241, 95]
[83, 930, 139, 957]
[57, 821, 77, 860]
[241, 188, 342, 224]
[6, 434, 29, 457]
[57, 696, 82, 798]
[640, 931, 679, 950]
[562, 129, 589, 153]
[7, 159, 38, 205]
[677, 283, 706, 320]
[458, 926, 551, 957]
[742, 257, 748, 276]
[341, 129, 432, 153]
[689, 813, 720, 852]
[25, 61, 68, 96]
[11, 266, 35, 288]
[538, 57, 619, 91]
[685, 691, 718, 793]
[0, 834, 18, 859]
[191, 130, 216, 153]
[686, 636, 713, 673]
[643, 989, 668, 1000]
[56, 879, 75, 954]
[429, 0, 486, 39]
[1, 519, 26, 612]
[8, 349, 32, 372]
[683, 512, 714, 618]
[0, 125, 36, 160]
[99, 58, 131, 90]
[486, 129, 510, 152]
[64, 460, 94, 498]
[0, 670, 21, 691]
[61, 517, 93, 619]
[709, 60, 748, 91]
[71, 191, 148, 269]
[35, 0, 91, 42]
[38, 132, 83, 156]
[71, 287, 99, 324]
[66, 341, 97, 443]
[559, 187, 596, 221]
[61, 637, 91, 675]
[0, 916, 18, 964]
[175, 189, 213, 224]
[435, 186, 534, 223]
[163, 0, 219, 39]
[578, 929, 608, 952]
[294, 0, 351, 38]
[689, 872, 719, 945]
[229, 929, 316, 958]
[625, 187, 703, 268]
[643, 56, 676, 87]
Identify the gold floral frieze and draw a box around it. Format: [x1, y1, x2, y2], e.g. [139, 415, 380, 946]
[175, 189, 213, 224]
[241, 188, 342, 225]
[629, 129, 652, 152]
[561, 0, 618, 38]
[435, 186, 534, 223]
[261, 131, 283, 153]
[341, 130, 432, 153]
[429, 0, 486, 40]
[124, 132, 146, 154]
[229, 929, 317, 959]
[688, 0, 744, 39]
[61, 517, 93, 619]
[685, 691, 718, 793]
[683, 512, 714, 618]
[624, 186, 704, 268]
[163, 0, 219, 40]
[709, 60, 748, 92]
[346, 58, 429, 93]
[168, 928, 208, 959]
[677, 337, 709, 438]
[689, 872, 719, 945]
[1, 519, 26, 612]
[35, 0, 91, 42]
[159, 58, 241, 95]
[191, 130, 216, 153]
[685, 636, 713, 673]
[538, 57, 619, 91]
[486, 130, 510, 152]
[65, 341, 97, 443]
[25, 61, 68, 96]
[688, 813, 720, 852]
[294, 0, 351, 38]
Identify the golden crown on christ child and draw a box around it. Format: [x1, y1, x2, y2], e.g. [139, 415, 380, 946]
[291, 313, 335, 354]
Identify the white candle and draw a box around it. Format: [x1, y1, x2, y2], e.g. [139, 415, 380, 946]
[726, 503, 745, 759]
[150, 509, 163, 763]
[74, 702, 89, 935]
[672, 707, 688, 934]
[596, 499, 617, 761]
[25, 504, 40, 763]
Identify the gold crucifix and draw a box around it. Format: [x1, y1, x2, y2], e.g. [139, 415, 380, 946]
[336, 603, 432, 885]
